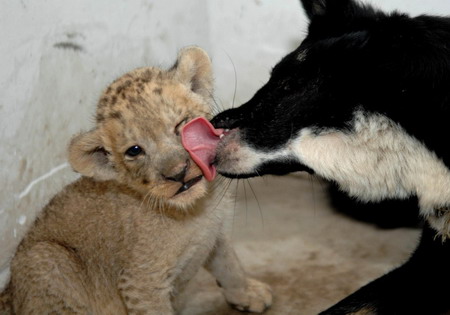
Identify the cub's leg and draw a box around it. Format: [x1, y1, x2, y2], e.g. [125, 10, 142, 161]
[118, 267, 174, 315]
[320, 223, 450, 315]
[11, 241, 92, 314]
[205, 237, 272, 313]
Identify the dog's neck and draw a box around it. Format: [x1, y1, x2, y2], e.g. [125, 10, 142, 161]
[292, 111, 450, 238]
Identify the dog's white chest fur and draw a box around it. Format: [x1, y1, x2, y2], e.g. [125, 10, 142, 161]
[290, 110, 450, 236]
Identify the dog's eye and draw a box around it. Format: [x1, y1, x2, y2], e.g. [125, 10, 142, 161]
[175, 117, 189, 135]
[125, 145, 144, 157]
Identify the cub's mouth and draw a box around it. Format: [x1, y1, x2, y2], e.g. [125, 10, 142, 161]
[174, 175, 203, 196]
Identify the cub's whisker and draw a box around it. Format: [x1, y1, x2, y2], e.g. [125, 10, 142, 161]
[208, 90, 223, 115]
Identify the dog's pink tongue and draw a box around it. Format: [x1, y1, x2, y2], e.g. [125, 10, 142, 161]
[181, 117, 223, 181]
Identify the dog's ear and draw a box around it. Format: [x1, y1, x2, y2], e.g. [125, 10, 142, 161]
[300, 0, 358, 20]
[171, 46, 214, 101]
[68, 129, 118, 181]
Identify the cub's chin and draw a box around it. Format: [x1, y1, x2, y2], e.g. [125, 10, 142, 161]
[168, 176, 209, 209]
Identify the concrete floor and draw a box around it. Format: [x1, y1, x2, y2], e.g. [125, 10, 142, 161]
[182, 173, 420, 315]
[0, 172, 420, 314]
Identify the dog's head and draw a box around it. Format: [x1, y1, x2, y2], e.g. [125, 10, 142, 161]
[211, 0, 450, 182]
[210, 0, 450, 234]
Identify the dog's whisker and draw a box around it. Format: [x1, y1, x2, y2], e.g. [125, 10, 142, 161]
[230, 58, 238, 109]
[212, 178, 234, 212]
[211, 175, 227, 191]
[212, 176, 232, 204]
[232, 179, 240, 235]
[246, 179, 264, 230]
[242, 179, 249, 226]
[222, 49, 238, 109]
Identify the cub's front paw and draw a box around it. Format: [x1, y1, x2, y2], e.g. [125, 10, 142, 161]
[223, 278, 272, 313]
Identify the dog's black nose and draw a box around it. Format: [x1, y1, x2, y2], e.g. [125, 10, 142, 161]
[211, 108, 243, 129]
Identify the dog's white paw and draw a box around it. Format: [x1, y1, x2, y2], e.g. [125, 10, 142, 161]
[223, 278, 272, 313]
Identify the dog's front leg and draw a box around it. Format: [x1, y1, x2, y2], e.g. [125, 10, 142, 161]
[204, 237, 273, 313]
[320, 223, 450, 315]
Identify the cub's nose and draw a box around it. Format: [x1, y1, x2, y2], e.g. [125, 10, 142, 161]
[163, 160, 189, 183]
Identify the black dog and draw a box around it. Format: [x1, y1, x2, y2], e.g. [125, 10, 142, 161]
[211, 0, 450, 313]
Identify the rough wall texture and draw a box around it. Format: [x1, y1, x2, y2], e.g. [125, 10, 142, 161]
[1, 0, 450, 289]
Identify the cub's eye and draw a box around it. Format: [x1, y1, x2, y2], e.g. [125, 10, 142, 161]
[175, 117, 189, 135]
[125, 145, 144, 157]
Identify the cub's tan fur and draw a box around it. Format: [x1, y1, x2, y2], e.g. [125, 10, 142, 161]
[0, 47, 272, 314]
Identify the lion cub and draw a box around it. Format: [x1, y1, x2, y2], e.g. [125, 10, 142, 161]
[1, 47, 272, 314]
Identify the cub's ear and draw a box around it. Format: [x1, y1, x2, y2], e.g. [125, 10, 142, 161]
[68, 129, 117, 181]
[172, 46, 213, 100]
[300, 0, 357, 20]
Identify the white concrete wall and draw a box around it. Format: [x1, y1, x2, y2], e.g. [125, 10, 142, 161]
[1, 0, 450, 288]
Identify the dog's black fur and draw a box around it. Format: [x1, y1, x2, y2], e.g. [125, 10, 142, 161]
[211, 0, 450, 313]
[327, 182, 422, 229]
